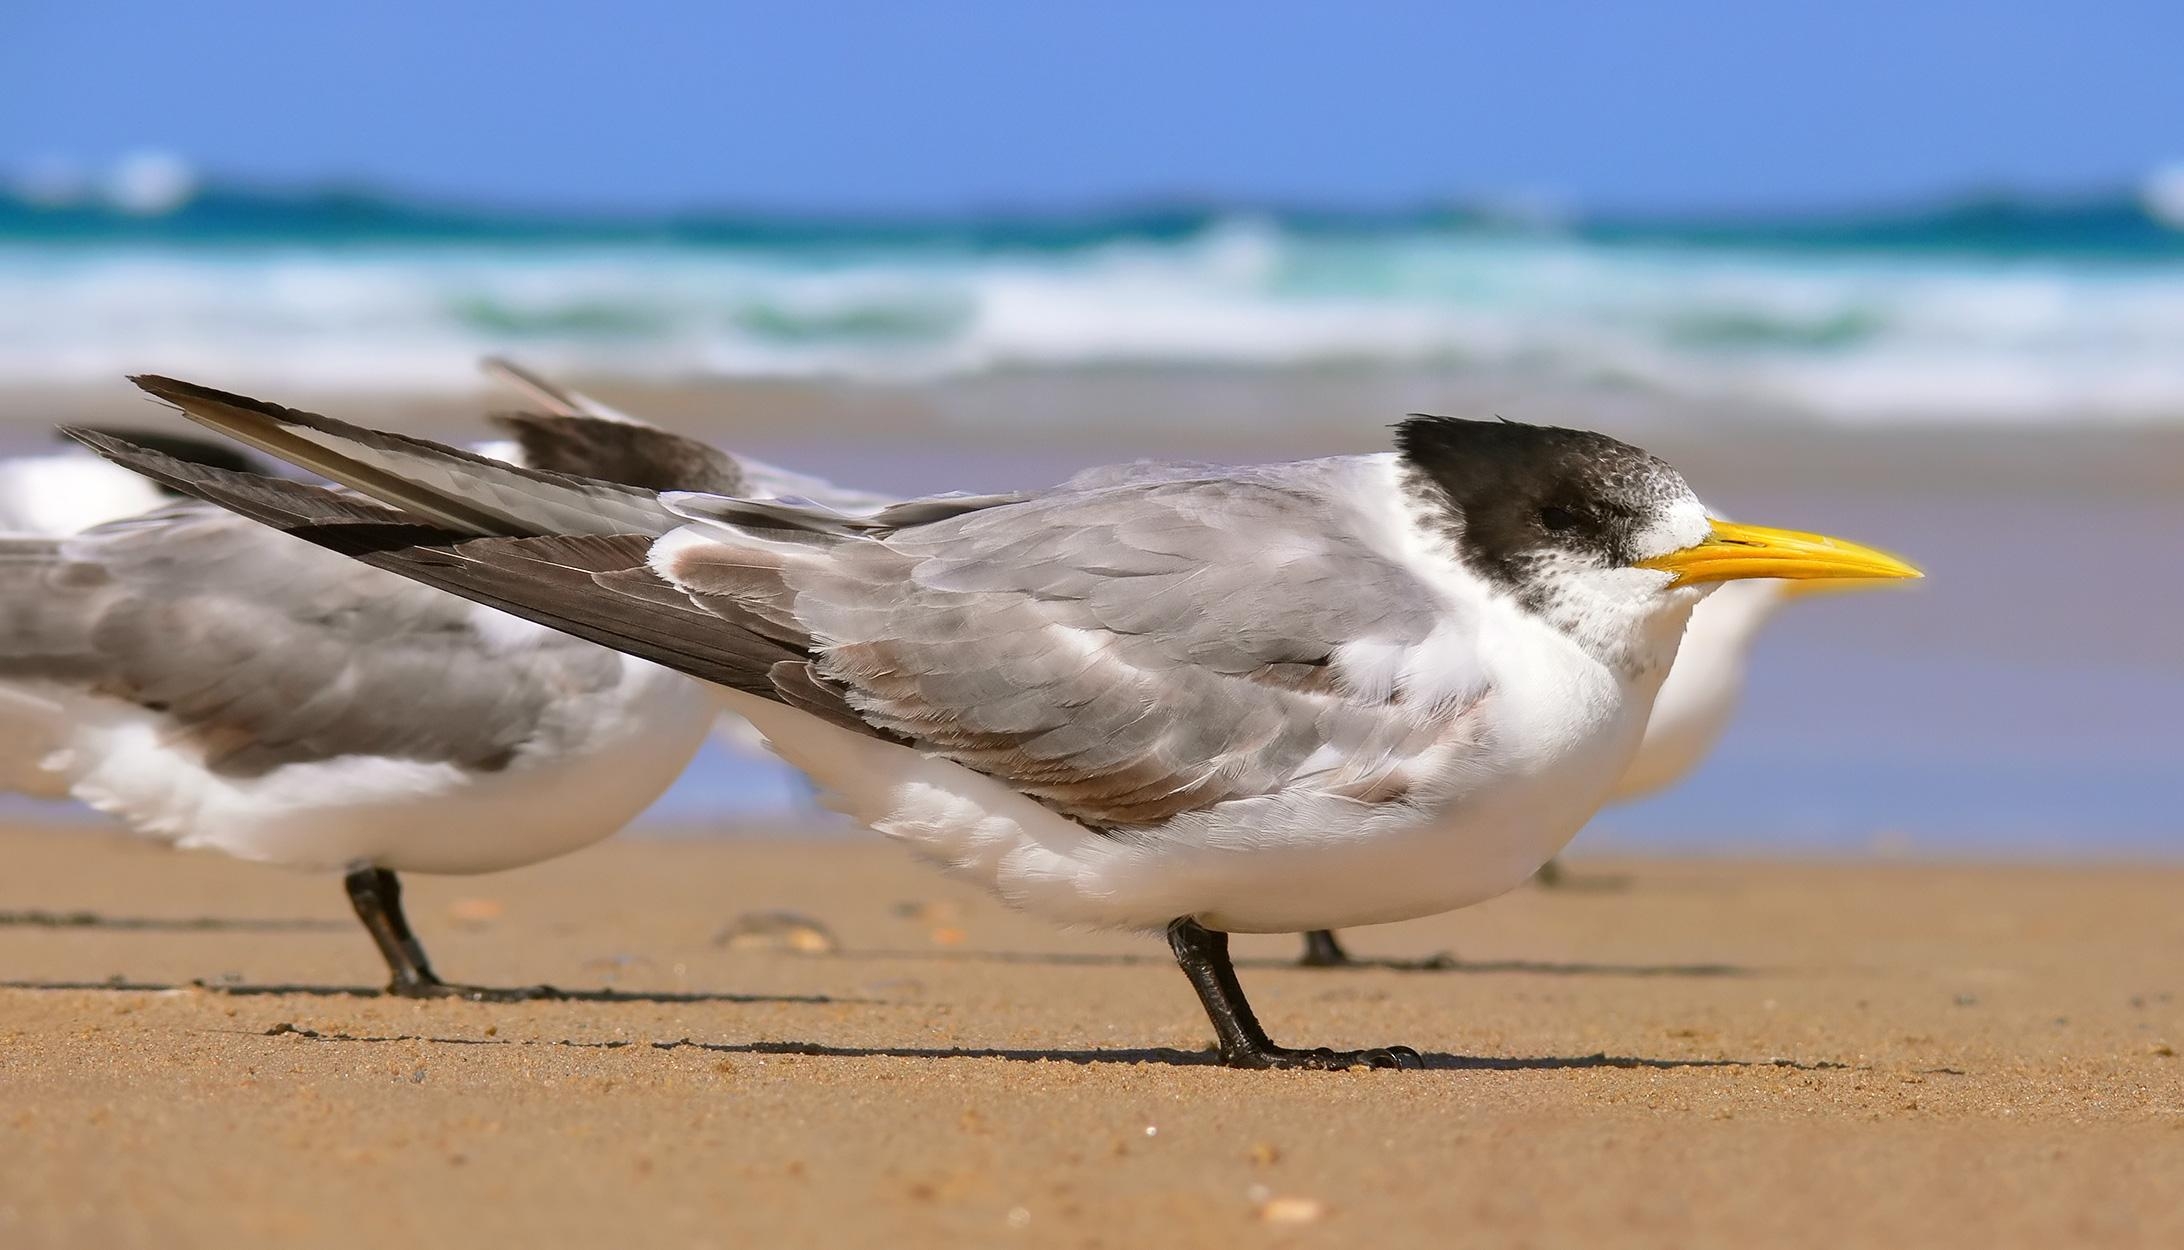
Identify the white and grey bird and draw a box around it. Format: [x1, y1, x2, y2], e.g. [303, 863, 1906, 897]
[0, 409, 821, 1000]
[1294, 575, 1828, 967]
[83, 378, 1917, 1066]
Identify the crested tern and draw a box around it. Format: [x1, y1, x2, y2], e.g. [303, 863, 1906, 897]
[83, 379, 1918, 1065]
[0, 414, 774, 999]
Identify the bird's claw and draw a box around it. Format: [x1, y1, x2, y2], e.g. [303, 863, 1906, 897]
[387, 980, 565, 1003]
[1224, 1043, 1426, 1071]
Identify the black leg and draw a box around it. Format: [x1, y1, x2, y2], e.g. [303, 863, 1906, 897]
[344, 867, 444, 994]
[1297, 929, 1354, 968]
[1167, 918, 1422, 1070]
[342, 867, 559, 1002]
[1533, 856, 1565, 888]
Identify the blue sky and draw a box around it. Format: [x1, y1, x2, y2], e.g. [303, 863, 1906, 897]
[4, 1, 2179, 213]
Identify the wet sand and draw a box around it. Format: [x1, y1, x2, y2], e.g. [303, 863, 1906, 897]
[2, 824, 2179, 1248]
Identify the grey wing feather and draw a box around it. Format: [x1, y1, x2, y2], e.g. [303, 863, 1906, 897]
[1058, 459, 1230, 490]
[659, 468, 1464, 827]
[728, 458, 899, 514]
[0, 502, 624, 776]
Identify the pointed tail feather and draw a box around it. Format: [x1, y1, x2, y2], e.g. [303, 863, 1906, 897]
[63, 430, 794, 698]
[57, 426, 277, 478]
[127, 375, 677, 538]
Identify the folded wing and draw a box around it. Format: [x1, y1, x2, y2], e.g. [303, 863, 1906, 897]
[83, 387, 1485, 831]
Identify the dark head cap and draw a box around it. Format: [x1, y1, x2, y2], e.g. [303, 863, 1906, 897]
[1394, 415, 1697, 605]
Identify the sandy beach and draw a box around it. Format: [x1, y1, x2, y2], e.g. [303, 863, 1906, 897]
[4, 374, 2182, 1247]
[1, 822, 2178, 1248]
[11, 15, 2184, 1249]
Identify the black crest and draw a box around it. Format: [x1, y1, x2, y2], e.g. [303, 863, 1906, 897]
[1394, 415, 1688, 604]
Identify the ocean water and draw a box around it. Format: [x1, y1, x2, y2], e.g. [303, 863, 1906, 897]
[5, 185, 2184, 422]
[2, 182, 2178, 859]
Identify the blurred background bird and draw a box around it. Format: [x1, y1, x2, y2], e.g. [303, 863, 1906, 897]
[1295, 574, 1871, 967]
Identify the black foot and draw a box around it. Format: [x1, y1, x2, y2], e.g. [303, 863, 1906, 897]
[385, 977, 567, 1003]
[345, 867, 551, 1001]
[1225, 1042, 1426, 1071]
[1533, 857, 1566, 888]
[1167, 918, 1422, 1071]
[1297, 929, 1354, 968]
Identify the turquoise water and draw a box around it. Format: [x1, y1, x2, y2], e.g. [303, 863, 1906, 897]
[6, 185, 2184, 420]
[3, 183, 2177, 855]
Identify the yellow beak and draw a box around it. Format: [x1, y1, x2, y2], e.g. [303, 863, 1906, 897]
[1638, 519, 1923, 587]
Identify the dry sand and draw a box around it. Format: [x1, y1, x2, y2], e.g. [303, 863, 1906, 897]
[1, 823, 2180, 1249]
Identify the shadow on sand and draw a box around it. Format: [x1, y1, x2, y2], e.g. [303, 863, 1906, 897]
[0, 910, 345, 932]
[841, 947, 1750, 978]
[0, 977, 864, 1006]
[239, 1026, 1849, 1072]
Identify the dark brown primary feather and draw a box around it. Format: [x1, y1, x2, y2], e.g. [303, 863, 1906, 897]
[127, 375, 680, 539]
[61, 426, 273, 479]
[340, 532, 799, 698]
[488, 412, 750, 495]
[64, 432, 801, 704]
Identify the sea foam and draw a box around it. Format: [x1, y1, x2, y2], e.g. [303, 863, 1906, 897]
[5, 193, 2183, 423]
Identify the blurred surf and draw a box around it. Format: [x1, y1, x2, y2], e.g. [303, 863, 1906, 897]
[5, 180, 2184, 422]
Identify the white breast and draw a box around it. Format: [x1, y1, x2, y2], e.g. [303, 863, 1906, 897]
[20, 655, 720, 876]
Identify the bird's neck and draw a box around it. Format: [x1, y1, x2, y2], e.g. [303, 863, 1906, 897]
[1535, 575, 1704, 688]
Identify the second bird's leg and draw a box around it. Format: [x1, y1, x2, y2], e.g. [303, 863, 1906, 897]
[344, 867, 446, 995]
[1166, 918, 1422, 1070]
[342, 867, 559, 1002]
[1297, 929, 1354, 967]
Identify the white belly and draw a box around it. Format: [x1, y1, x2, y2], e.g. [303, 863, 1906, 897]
[9, 660, 718, 876]
[719, 665, 1653, 935]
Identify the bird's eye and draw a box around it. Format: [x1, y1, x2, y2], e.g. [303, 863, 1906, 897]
[1538, 505, 1581, 532]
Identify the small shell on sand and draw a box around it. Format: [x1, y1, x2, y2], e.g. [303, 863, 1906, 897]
[1258, 1196, 1326, 1225]
[712, 911, 840, 954]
